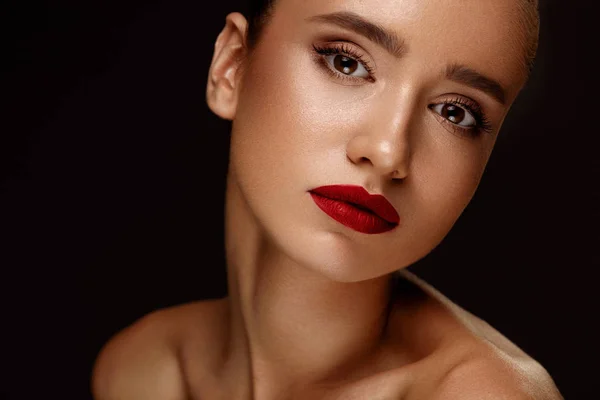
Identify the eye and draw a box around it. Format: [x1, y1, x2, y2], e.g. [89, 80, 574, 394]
[428, 98, 494, 137]
[431, 103, 477, 128]
[323, 54, 370, 79]
[312, 43, 375, 82]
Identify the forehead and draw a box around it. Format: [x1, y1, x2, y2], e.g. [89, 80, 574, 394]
[266, 0, 528, 97]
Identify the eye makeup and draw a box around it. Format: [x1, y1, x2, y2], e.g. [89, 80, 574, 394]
[428, 96, 494, 138]
[310, 41, 494, 137]
[311, 42, 376, 83]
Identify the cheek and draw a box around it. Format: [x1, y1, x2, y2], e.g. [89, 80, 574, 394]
[411, 135, 490, 241]
[228, 46, 322, 216]
[231, 45, 365, 181]
[430, 159, 482, 212]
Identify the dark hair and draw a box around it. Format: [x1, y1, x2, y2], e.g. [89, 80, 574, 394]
[245, 0, 277, 50]
[244, 0, 539, 76]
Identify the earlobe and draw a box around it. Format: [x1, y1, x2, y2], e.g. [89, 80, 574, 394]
[206, 12, 249, 121]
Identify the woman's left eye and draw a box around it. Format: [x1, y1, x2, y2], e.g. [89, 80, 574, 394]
[430, 103, 477, 128]
[323, 54, 370, 79]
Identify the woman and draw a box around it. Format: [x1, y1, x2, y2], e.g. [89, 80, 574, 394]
[92, 0, 563, 398]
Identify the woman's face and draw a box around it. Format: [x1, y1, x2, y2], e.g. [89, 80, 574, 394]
[225, 0, 528, 282]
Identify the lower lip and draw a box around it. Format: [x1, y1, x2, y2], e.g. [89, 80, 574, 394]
[309, 192, 398, 234]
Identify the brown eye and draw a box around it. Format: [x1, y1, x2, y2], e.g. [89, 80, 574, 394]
[441, 104, 464, 123]
[334, 55, 358, 74]
[324, 54, 369, 78]
[431, 103, 476, 127]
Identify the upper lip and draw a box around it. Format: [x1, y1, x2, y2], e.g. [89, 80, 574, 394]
[309, 185, 400, 224]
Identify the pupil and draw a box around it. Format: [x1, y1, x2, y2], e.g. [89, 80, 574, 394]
[334, 55, 358, 74]
[443, 105, 465, 123]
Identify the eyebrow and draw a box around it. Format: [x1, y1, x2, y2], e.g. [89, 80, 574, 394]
[445, 64, 507, 105]
[306, 11, 407, 58]
[307, 12, 507, 105]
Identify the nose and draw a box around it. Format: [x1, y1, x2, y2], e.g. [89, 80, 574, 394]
[346, 123, 412, 181]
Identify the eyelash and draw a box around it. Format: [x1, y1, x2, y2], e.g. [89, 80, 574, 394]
[312, 42, 376, 82]
[430, 97, 494, 137]
[312, 43, 493, 137]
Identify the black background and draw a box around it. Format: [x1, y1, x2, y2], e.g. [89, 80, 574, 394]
[1, 0, 594, 399]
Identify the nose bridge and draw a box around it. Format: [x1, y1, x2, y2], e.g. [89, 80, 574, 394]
[346, 89, 416, 179]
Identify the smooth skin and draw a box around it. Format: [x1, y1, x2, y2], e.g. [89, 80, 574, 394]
[92, 0, 563, 399]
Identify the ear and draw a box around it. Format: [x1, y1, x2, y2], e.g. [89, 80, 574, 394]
[206, 12, 249, 121]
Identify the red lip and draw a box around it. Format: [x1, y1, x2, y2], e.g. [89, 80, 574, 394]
[309, 185, 400, 234]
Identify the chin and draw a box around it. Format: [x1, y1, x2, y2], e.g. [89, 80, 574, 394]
[276, 227, 418, 283]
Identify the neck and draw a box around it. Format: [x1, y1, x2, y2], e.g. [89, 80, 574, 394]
[222, 169, 395, 397]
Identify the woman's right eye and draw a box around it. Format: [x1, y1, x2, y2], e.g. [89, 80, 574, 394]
[312, 43, 375, 82]
[323, 54, 370, 79]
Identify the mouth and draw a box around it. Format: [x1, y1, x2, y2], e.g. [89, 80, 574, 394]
[308, 185, 400, 234]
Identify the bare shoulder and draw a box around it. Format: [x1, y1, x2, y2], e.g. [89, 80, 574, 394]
[426, 352, 564, 400]
[392, 270, 564, 400]
[91, 307, 187, 400]
[91, 299, 228, 400]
